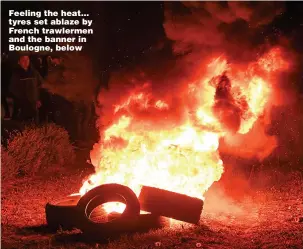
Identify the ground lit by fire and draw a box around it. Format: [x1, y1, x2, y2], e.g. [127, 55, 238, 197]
[78, 47, 289, 213]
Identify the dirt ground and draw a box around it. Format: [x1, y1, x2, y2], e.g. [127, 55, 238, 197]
[1, 167, 303, 249]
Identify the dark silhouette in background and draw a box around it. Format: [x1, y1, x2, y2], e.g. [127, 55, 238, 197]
[1, 53, 12, 120]
[9, 55, 42, 123]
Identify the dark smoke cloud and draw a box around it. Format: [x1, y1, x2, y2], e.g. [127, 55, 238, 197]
[212, 74, 242, 133]
[163, 2, 284, 60]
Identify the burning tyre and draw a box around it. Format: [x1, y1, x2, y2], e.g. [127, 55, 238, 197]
[45, 184, 167, 237]
[138, 186, 204, 224]
[76, 183, 141, 237]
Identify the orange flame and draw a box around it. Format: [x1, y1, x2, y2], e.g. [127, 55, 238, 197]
[78, 47, 289, 214]
[257, 47, 289, 73]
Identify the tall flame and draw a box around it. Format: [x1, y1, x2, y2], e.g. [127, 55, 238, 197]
[78, 47, 289, 214]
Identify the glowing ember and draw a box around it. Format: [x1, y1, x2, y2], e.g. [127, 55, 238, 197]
[257, 47, 290, 73]
[77, 47, 289, 214]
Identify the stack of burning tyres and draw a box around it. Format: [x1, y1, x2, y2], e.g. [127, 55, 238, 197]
[45, 184, 204, 239]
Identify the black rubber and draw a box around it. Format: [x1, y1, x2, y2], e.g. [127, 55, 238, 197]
[46, 184, 168, 238]
[76, 183, 141, 237]
[138, 186, 204, 224]
[45, 195, 81, 230]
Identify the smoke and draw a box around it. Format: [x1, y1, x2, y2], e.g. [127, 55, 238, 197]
[163, 2, 284, 61]
[44, 53, 98, 103]
[212, 74, 242, 133]
[91, 2, 298, 169]
[219, 121, 278, 161]
[162, 2, 297, 162]
[203, 182, 256, 218]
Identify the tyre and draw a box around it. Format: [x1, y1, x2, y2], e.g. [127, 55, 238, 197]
[138, 186, 204, 224]
[76, 183, 141, 237]
[45, 184, 170, 238]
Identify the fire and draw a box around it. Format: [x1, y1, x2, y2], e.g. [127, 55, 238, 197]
[257, 47, 289, 73]
[78, 47, 289, 214]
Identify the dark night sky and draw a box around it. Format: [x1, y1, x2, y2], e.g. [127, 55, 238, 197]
[1, 1, 303, 91]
